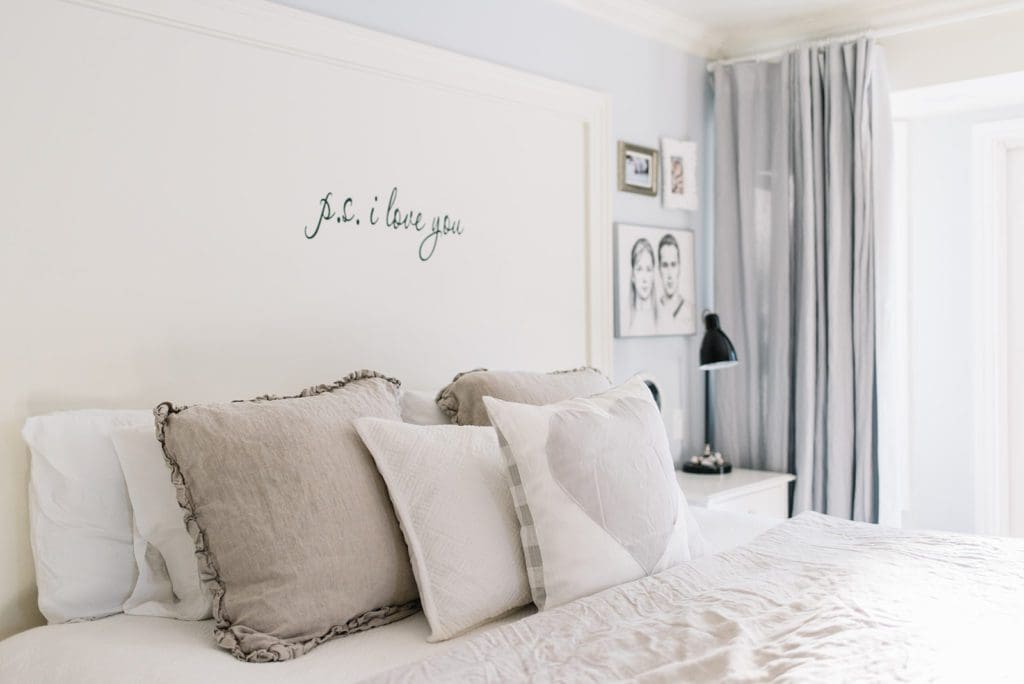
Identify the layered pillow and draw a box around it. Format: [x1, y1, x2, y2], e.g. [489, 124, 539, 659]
[155, 371, 419, 662]
[399, 388, 450, 425]
[112, 425, 211, 620]
[436, 367, 610, 426]
[484, 376, 705, 610]
[354, 419, 530, 641]
[22, 409, 151, 623]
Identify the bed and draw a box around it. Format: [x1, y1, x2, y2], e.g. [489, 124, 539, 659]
[0, 509, 779, 683]
[380, 513, 1024, 682]
[4, 508, 1023, 682]
[3, 2, 1024, 682]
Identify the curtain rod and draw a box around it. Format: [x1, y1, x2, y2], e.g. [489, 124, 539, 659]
[705, 2, 1024, 72]
[705, 30, 873, 71]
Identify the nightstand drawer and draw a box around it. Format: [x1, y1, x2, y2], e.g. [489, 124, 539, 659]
[705, 487, 788, 518]
[676, 468, 794, 520]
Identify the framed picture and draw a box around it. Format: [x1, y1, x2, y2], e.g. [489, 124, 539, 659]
[617, 141, 658, 196]
[615, 224, 697, 337]
[660, 138, 698, 210]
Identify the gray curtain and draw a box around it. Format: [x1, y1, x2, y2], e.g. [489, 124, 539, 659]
[712, 39, 889, 522]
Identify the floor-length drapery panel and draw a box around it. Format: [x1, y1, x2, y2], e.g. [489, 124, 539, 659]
[712, 39, 888, 522]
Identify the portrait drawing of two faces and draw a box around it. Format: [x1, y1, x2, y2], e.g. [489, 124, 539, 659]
[618, 226, 695, 337]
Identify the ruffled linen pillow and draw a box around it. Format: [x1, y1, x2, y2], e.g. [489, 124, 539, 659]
[155, 371, 419, 662]
[436, 367, 610, 426]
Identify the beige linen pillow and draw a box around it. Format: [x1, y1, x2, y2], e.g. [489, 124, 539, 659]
[354, 418, 530, 641]
[436, 367, 611, 426]
[155, 371, 419, 662]
[484, 376, 706, 610]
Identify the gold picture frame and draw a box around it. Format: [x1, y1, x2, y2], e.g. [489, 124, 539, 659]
[617, 141, 659, 196]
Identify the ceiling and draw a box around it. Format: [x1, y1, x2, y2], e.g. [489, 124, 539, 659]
[555, 0, 1024, 59]
[646, 0, 856, 31]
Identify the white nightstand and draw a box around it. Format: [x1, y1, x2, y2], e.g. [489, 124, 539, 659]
[676, 468, 795, 519]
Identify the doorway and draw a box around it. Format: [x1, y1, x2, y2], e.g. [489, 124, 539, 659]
[890, 74, 1024, 535]
[1009, 146, 1024, 536]
[972, 117, 1024, 537]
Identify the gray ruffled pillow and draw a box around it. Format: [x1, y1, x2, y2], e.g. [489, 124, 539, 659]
[435, 367, 610, 426]
[154, 370, 419, 662]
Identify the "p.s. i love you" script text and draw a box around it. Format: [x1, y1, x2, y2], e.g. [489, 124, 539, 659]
[303, 186, 465, 262]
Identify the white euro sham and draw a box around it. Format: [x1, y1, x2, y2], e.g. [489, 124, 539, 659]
[22, 410, 151, 622]
[399, 389, 450, 426]
[484, 376, 704, 609]
[112, 425, 211, 620]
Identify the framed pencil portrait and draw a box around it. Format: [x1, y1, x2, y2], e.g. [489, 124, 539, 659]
[615, 224, 696, 337]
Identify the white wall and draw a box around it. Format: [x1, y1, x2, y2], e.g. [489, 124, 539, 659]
[0, 0, 707, 638]
[901, 101, 1024, 533]
[881, 10, 1024, 91]
[267, 0, 711, 460]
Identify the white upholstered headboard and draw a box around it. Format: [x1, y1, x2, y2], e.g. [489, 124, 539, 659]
[0, 0, 611, 636]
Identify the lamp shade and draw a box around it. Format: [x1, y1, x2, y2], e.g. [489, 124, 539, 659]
[699, 313, 738, 370]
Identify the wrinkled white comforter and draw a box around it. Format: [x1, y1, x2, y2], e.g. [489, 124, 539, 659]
[374, 513, 1024, 682]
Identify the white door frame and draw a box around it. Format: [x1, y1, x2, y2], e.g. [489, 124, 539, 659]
[972, 118, 1024, 535]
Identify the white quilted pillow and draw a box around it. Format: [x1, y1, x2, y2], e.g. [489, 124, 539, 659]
[484, 376, 705, 610]
[354, 419, 530, 641]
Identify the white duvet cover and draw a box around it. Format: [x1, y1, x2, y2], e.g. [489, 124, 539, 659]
[0, 509, 773, 682]
[376, 512, 1024, 682]
[10, 510, 1018, 682]
[0, 609, 530, 683]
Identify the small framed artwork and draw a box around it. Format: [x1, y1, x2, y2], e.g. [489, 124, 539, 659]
[615, 223, 697, 337]
[617, 141, 658, 196]
[660, 138, 698, 210]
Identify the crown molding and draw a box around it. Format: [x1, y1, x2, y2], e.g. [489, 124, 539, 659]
[556, 0, 1024, 61]
[715, 0, 1024, 59]
[551, 0, 723, 57]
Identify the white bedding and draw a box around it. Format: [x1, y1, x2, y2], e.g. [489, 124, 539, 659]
[377, 512, 1024, 682]
[0, 508, 775, 683]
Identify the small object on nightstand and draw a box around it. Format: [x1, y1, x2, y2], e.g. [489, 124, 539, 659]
[683, 444, 732, 474]
[688, 311, 738, 472]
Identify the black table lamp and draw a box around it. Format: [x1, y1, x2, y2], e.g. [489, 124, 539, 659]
[684, 311, 739, 474]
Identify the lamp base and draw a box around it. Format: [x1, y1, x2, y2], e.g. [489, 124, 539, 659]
[682, 462, 733, 475]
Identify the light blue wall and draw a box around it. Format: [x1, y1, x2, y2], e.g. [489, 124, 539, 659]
[270, 0, 711, 462]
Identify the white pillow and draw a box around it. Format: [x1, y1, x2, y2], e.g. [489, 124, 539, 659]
[111, 425, 211, 620]
[354, 418, 530, 641]
[399, 388, 450, 425]
[484, 376, 705, 610]
[22, 409, 151, 622]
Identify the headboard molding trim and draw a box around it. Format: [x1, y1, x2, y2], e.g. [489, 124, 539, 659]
[66, 0, 613, 376]
[1, 0, 613, 638]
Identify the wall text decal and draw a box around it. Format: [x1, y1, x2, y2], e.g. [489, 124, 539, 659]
[304, 187, 465, 261]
